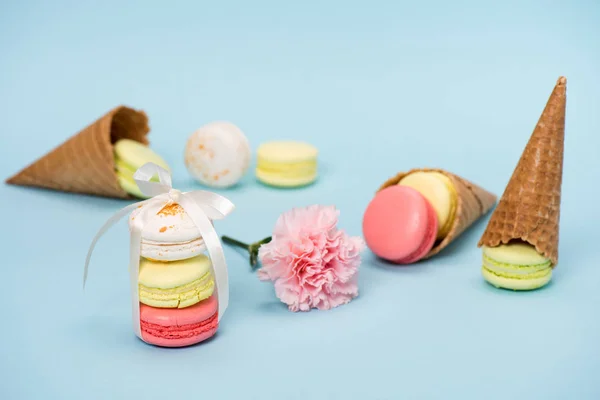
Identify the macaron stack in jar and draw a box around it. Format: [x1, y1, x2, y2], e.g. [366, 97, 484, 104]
[129, 201, 219, 347]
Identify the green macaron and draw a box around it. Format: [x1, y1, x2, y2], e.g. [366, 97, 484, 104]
[114, 139, 170, 198]
[481, 242, 552, 291]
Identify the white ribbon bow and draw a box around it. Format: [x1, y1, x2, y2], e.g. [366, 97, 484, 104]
[84, 163, 235, 337]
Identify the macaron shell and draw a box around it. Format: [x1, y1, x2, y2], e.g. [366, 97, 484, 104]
[116, 173, 148, 198]
[483, 243, 550, 265]
[139, 272, 215, 308]
[141, 314, 218, 347]
[141, 237, 207, 262]
[141, 294, 218, 326]
[256, 169, 317, 188]
[184, 121, 251, 188]
[398, 171, 456, 239]
[395, 197, 438, 264]
[429, 172, 457, 238]
[116, 158, 161, 182]
[116, 159, 161, 198]
[114, 139, 170, 172]
[255, 141, 318, 187]
[129, 201, 205, 244]
[481, 243, 552, 291]
[140, 295, 219, 347]
[483, 255, 551, 276]
[115, 158, 136, 175]
[362, 186, 438, 264]
[482, 266, 552, 291]
[257, 140, 318, 163]
[139, 255, 212, 289]
[138, 255, 215, 308]
[257, 159, 316, 172]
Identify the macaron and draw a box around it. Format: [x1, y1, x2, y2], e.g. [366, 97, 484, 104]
[363, 185, 438, 264]
[398, 171, 457, 239]
[138, 255, 215, 308]
[140, 294, 218, 347]
[129, 202, 206, 262]
[114, 139, 171, 198]
[255, 141, 318, 188]
[482, 242, 552, 290]
[184, 121, 251, 188]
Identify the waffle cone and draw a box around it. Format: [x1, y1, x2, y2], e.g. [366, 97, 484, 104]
[379, 168, 497, 258]
[6, 106, 150, 199]
[478, 77, 566, 265]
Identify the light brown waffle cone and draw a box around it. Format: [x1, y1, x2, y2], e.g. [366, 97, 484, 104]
[478, 77, 566, 265]
[6, 106, 150, 199]
[379, 168, 497, 258]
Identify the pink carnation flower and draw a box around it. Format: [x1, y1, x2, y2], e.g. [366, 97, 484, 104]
[257, 205, 365, 312]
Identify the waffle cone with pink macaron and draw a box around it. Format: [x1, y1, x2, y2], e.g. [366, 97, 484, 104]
[363, 169, 496, 263]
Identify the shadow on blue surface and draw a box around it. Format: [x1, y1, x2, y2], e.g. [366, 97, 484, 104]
[75, 314, 221, 351]
[4, 183, 135, 211]
[256, 300, 290, 313]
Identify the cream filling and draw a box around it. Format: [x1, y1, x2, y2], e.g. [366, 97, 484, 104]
[256, 158, 317, 178]
[256, 167, 317, 178]
[142, 238, 203, 247]
[483, 255, 551, 279]
[141, 237, 206, 260]
[139, 272, 214, 308]
[482, 266, 552, 281]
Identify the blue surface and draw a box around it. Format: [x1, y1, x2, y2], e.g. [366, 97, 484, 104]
[1, 1, 599, 399]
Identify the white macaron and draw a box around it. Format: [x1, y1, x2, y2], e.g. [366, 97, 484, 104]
[184, 121, 251, 188]
[129, 202, 207, 261]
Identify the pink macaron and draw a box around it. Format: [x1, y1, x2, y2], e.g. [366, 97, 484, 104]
[362, 185, 438, 264]
[139, 295, 218, 347]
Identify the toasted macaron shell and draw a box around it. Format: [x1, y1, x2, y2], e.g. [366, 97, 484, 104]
[140, 295, 219, 347]
[129, 201, 210, 261]
[184, 121, 251, 188]
[363, 186, 438, 264]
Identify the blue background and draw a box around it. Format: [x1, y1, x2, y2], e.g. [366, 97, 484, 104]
[1, 1, 599, 399]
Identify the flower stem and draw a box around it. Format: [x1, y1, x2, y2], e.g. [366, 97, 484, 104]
[256, 237, 272, 246]
[221, 236, 250, 250]
[221, 235, 272, 268]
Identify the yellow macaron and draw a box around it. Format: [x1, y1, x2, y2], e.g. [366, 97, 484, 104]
[255, 141, 318, 188]
[398, 171, 457, 239]
[138, 255, 215, 308]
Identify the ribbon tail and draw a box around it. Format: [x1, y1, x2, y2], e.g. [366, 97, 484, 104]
[178, 195, 230, 322]
[129, 214, 146, 338]
[83, 200, 153, 289]
[185, 191, 235, 220]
